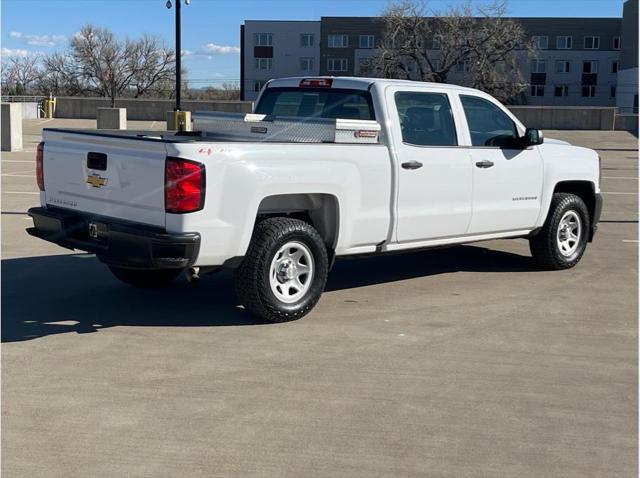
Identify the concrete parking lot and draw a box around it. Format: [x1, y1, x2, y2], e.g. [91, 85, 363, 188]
[2, 119, 638, 477]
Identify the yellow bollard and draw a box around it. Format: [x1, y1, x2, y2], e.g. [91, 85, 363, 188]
[175, 110, 192, 132]
[44, 99, 56, 119]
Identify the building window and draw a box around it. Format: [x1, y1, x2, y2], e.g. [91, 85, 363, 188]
[612, 61, 619, 73]
[358, 58, 371, 74]
[531, 85, 545, 97]
[532, 36, 548, 49]
[531, 60, 546, 73]
[328, 34, 348, 48]
[610, 86, 617, 98]
[300, 34, 314, 48]
[254, 80, 267, 92]
[583, 61, 598, 73]
[255, 58, 272, 70]
[584, 36, 600, 49]
[359, 35, 375, 49]
[300, 57, 314, 72]
[327, 58, 348, 72]
[554, 85, 569, 97]
[556, 36, 572, 49]
[581, 85, 596, 97]
[253, 33, 273, 47]
[613, 36, 621, 50]
[555, 60, 571, 73]
[455, 60, 470, 73]
[432, 37, 441, 50]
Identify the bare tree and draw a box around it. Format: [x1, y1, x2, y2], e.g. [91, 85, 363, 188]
[38, 25, 177, 101]
[367, 0, 534, 102]
[1, 54, 42, 95]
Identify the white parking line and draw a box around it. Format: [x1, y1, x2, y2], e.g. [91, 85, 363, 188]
[1, 160, 35, 163]
[2, 174, 34, 178]
[622, 240, 639, 243]
[3, 191, 39, 195]
[602, 192, 637, 195]
[602, 176, 638, 180]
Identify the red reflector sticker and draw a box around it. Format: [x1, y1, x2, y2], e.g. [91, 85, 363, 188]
[354, 130, 378, 138]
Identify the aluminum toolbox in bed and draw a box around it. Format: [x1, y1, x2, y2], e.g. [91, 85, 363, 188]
[192, 112, 381, 144]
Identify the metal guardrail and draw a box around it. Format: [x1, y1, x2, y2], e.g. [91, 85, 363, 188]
[1, 95, 46, 103]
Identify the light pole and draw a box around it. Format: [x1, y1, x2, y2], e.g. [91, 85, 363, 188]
[166, 0, 189, 111]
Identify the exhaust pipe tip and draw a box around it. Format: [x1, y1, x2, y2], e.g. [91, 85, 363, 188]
[186, 267, 200, 284]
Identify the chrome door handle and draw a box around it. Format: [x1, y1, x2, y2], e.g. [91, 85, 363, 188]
[401, 161, 423, 170]
[475, 160, 495, 168]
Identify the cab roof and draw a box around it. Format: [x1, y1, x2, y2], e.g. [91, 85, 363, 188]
[265, 76, 482, 95]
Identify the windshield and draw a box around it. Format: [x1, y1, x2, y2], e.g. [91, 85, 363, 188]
[255, 87, 376, 120]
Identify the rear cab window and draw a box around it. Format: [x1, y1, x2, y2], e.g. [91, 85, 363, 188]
[255, 87, 375, 120]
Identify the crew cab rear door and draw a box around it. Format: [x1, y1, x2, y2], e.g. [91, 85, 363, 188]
[387, 86, 473, 242]
[42, 130, 168, 227]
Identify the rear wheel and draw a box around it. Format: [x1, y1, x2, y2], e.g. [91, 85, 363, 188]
[108, 266, 183, 288]
[234, 217, 328, 323]
[529, 193, 590, 270]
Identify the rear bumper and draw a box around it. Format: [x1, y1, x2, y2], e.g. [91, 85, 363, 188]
[589, 193, 603, 241]
[27, 206, 200, 269]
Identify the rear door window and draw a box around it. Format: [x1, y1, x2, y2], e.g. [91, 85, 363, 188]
[395, 91, 458, 146]
[255, 87, 375, 120]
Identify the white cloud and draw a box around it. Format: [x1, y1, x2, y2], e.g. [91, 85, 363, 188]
[181, 49, 194, 57]
[197, 43, 240, 55]
[8, 31, 66, 47]
[1, 48, 30, 57]
[25, 34, 66, 47]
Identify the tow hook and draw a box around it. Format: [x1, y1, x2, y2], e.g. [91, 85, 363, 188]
[186, 267, 200, 284]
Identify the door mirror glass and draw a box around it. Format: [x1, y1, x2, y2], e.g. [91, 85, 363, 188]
[524, 128, 544, 146]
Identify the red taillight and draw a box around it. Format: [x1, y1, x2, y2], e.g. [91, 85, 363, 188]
[36, 142, 45, 191]
[165, 157, 205, 214]
[299, 78, 333, 88]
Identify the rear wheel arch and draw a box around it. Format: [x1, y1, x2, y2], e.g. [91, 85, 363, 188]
[255, 193, 340, 251]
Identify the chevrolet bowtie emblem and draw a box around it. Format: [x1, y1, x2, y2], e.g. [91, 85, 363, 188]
[86, 173, 107, 188]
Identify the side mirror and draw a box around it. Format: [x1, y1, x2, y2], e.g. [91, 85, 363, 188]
[523, 128, 544, 147]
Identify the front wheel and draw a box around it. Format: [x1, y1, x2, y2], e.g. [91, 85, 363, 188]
[529, 193, 590, 270]
[234, 217, 329, 323]
[108, 266, 183, 288]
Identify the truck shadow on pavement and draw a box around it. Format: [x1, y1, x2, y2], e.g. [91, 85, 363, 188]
[2, 245, 536, 342]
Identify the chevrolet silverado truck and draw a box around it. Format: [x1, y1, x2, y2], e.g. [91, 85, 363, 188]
[28, 77, 602, 322]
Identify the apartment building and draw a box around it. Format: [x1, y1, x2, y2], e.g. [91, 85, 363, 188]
[617, 0, 638, 113]
[240, 20, 320, 101]
[240, 10, 637, 107]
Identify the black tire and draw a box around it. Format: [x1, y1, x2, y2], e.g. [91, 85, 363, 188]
[108, 266, 183, 288]
[234, 217, 329, 323]
[529, 193, 590, 270]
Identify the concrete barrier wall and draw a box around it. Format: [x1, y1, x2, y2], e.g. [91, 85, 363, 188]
[614, 114, 639, 134]
[507, 106, 619, 130]
[54, 97, 254, 120]
[53, 97, 638, 132]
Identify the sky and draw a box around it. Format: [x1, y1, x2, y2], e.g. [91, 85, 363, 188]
[1, 0, 627, 87]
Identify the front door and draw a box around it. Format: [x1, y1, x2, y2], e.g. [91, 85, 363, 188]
[458, 94, 543, 234]
[390, 89, 473, 243]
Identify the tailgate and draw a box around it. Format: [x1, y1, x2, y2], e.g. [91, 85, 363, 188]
[42, 130, 168, 227]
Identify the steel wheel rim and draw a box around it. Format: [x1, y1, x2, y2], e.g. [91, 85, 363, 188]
[557, 210, 582, 257]
[269, 241, 314, 304]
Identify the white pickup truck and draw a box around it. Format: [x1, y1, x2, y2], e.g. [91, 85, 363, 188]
[28, 77, 602, 322]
